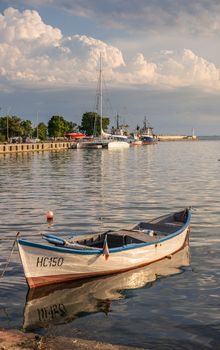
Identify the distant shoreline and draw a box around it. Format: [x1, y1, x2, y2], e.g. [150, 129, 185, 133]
[158, 135, 220, 141]
[197, 135, 220, 140]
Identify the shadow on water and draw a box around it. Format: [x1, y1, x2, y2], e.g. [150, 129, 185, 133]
[23, 245, 190, 331]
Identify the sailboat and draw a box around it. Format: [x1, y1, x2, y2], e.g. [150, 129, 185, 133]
[75, 54, 129, 149]
[97, 54, 130, 149]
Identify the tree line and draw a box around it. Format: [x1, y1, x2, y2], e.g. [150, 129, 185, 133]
[0, 112, 110, 142]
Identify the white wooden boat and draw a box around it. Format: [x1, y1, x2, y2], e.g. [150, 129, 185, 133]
[23, 245, 190, 330]
[17, 208, 191, 289]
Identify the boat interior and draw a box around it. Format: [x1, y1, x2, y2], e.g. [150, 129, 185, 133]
[42, 209, 189, 250]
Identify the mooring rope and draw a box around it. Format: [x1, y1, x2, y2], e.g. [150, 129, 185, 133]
[0, 232, 20, 279]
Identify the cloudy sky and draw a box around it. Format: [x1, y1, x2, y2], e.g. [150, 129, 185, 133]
[0, 1, 220, 135]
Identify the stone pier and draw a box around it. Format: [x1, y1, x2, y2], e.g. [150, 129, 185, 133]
[0, 142, 75, 154]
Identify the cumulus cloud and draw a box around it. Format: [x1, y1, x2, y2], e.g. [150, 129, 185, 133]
[0, 7, 220, 91]
[0, 7, 62, 45]
[157, 49, 220, 89]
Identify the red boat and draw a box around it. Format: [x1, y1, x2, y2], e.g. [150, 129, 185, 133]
[64, 133, 86, 139]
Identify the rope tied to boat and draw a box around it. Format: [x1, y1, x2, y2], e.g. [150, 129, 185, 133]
[0, 232, 20, 279]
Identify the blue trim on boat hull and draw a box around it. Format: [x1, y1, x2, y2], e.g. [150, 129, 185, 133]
[25, 236, 190, 288]
[17, 209, 191, 255]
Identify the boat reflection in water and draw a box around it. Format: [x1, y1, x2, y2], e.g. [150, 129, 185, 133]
[23, 245, 190, 330]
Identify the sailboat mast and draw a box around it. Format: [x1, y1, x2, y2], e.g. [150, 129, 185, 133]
[36, 111, 39, 139]
[100, 53, 102, 140]
[116, 113, 119, 129]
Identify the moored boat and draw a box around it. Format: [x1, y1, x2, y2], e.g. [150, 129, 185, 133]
[140, 117, 157, 145]
[131, 140, 142, 146]
[17, 208, 191, 289]
[64, 133, 86, 140]
[105, 114, 130, 149]
[129, 133, 143, 146]
[103, 134, 130, 149]
[141, 133, 157, 145]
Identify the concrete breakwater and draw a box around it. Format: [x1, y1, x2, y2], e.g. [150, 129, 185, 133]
[157, 135, 198, 141]
[0, 141, 75, 154]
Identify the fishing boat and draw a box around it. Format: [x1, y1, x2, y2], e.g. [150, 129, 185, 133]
[130, 136, 143, 146]
[17, 208, 191, 289]
[141, 117, 157, 145]
[129, 132, 143, 146]
[23, 245, 190, 330]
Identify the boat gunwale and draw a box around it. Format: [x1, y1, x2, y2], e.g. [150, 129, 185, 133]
[17, 210, 191, 255]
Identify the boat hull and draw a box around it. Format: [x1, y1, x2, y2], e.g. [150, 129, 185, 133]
[17, 224, 190, 288]
[142, 138, 157, 145]
[107, 141, 130, 149]
[131, 140, 143, 146]
[75, 140, 130, 149]
[142, 141, 157, 145]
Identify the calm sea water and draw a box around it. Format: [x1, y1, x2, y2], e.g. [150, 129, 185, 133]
[0, 141, 220, 349]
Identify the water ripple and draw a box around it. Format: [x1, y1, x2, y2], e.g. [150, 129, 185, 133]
[0, 141, 220, 348]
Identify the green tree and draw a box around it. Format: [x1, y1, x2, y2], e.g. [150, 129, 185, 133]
[48, 115, 74, 138]
[0, 116, 6, 142]
[33, 122, 47, 140]
[63, 120, 76, 134]
[81, 112, 109, 136]
[20, 120, 33, 138]
[9, 116, 22, 137]
[0, 115, 23, 140]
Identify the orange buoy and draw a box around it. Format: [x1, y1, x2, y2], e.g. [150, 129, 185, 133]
[46, 210, 54, 220]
